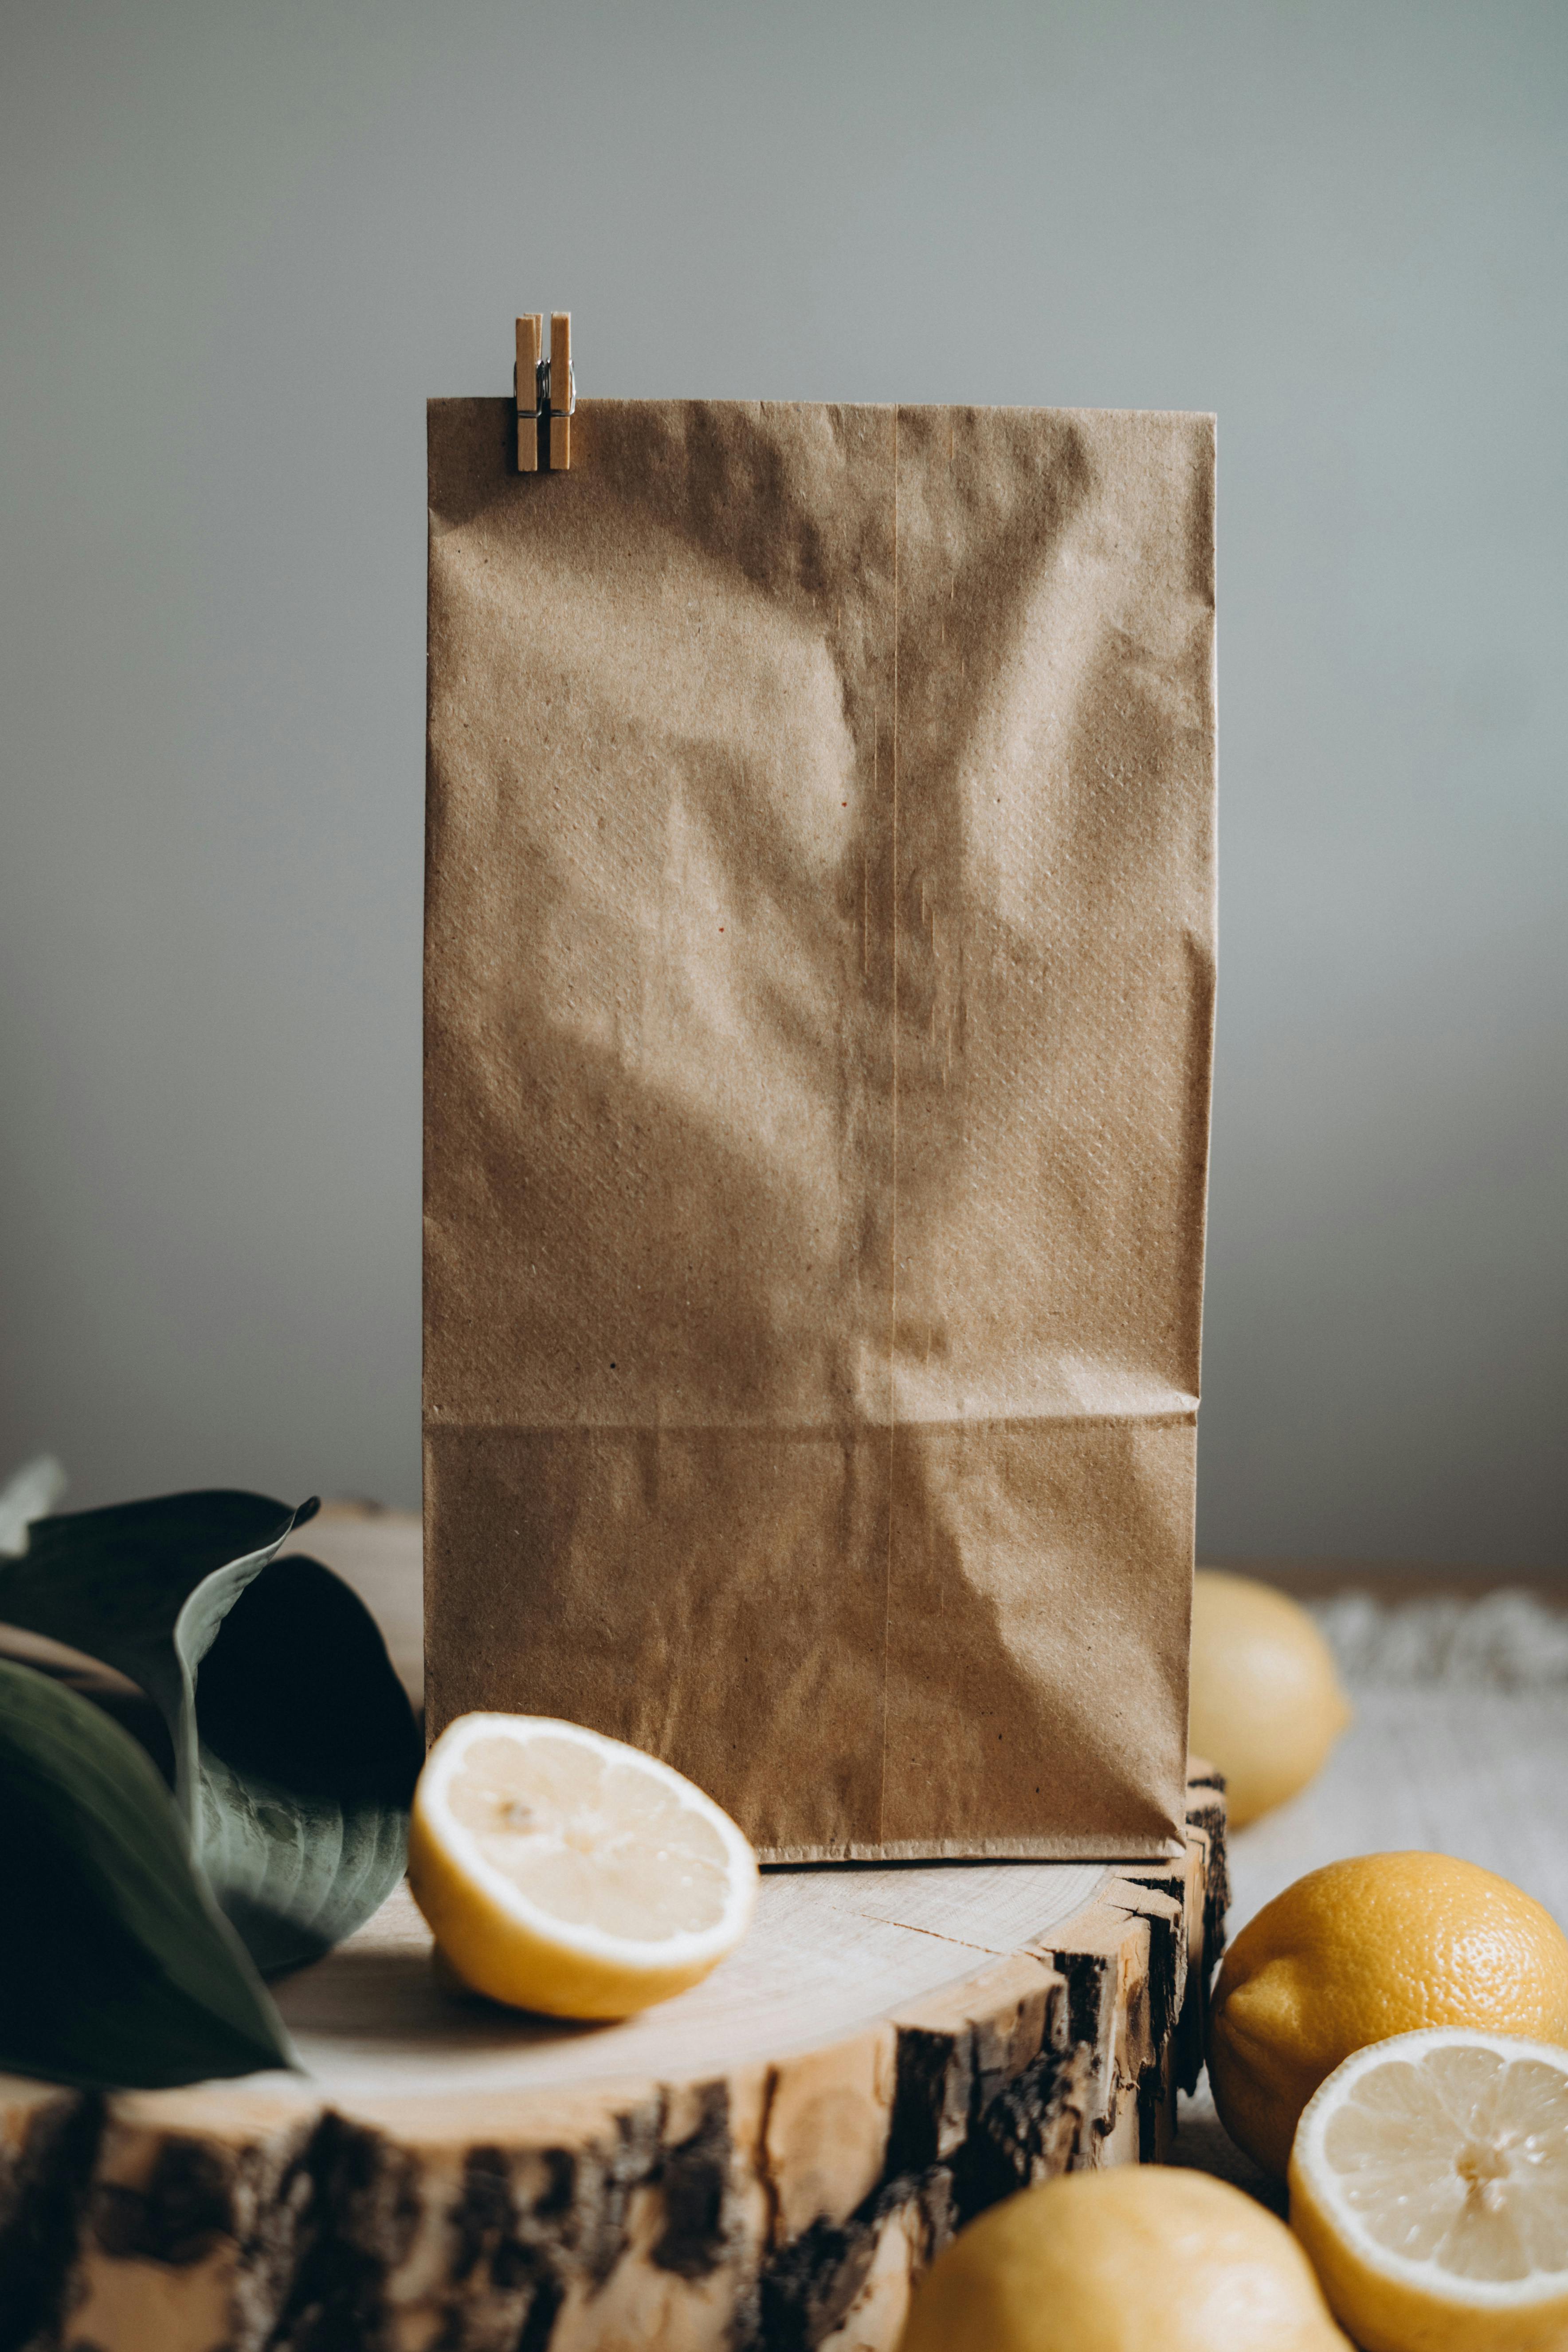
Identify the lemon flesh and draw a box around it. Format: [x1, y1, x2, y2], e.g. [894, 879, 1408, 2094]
[1210, 1853, 1568, 2176]
[898, 2165, 1352, 2351]
[1290, 2028, 1568, 2352]
[1189, 1570, 1350, 1827]
[407, 1713, 758, 2018]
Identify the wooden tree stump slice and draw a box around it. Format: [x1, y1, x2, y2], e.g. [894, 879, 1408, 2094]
[0, 1769, 1224, 2352]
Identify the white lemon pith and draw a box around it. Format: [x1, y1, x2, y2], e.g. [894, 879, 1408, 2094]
[407, 1714, 758, 2018]
[1290, 2028, 1568, 2352]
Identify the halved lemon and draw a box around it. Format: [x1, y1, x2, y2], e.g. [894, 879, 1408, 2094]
[407, 1713, 758, 2019]
[1289, 2027, 1568, 2351]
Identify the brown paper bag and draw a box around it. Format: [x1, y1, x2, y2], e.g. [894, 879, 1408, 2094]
[424, 398, 1215, 1861]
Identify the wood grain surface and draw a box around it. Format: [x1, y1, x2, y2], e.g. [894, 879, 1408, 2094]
[14, 1509, 1557, 2346]
[0, 1773, 1224, 2352]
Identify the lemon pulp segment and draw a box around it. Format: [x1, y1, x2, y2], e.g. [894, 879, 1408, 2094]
[1291, 2029, 1568, 2352]
[1321, 2040, 1568, 2277]
[446, 1733, 734, 1939]
[408, 1713, 757, 2019]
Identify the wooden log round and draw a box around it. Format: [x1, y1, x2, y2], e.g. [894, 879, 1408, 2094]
[0, 1768, 1225, 2352]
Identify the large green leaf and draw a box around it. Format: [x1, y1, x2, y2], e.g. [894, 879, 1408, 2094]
[0, 1657, 294, 2088]
[0, 1491, 423, 1973]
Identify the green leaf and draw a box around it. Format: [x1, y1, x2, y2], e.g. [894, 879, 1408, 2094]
[181, 1548, 424, 1971]
[0, 1492, 423, 1974]
[0, 1656, 295, 2088]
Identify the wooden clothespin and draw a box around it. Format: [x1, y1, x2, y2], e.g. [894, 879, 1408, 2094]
[514, 311, 575, 473]
[515, 314, 543, 473]
[549, 312, 572, 471]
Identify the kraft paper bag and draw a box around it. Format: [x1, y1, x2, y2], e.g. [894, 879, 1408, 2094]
[424, 397, 1215, 1861]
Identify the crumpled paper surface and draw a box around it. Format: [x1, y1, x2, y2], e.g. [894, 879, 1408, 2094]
[425, 397, 1215, 1860]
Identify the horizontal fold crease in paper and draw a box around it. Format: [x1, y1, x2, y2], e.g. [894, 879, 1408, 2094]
[425, 396, 1216, 1862]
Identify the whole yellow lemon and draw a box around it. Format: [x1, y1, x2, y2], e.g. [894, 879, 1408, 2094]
[1208, 1852, 1568, 2176]
[1189, 1570, 1350, 1827]
[898, 2166, 1351, 2351]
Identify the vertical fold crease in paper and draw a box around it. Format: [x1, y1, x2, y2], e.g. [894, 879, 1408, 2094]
[424, 396, 1216, 1862]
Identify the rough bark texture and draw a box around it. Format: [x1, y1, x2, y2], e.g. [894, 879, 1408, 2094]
[0, 1770, 1225, 2352]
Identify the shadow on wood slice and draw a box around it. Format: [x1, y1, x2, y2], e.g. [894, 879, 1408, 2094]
[0, 1767, 1225, 2352]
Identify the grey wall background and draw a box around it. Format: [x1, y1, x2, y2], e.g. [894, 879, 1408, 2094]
[2, 0, 1564, 1564]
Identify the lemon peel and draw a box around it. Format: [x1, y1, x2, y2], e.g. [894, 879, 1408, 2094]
[1211, 1854, 1568, 2176]
[408, 1712, 757, 2019]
